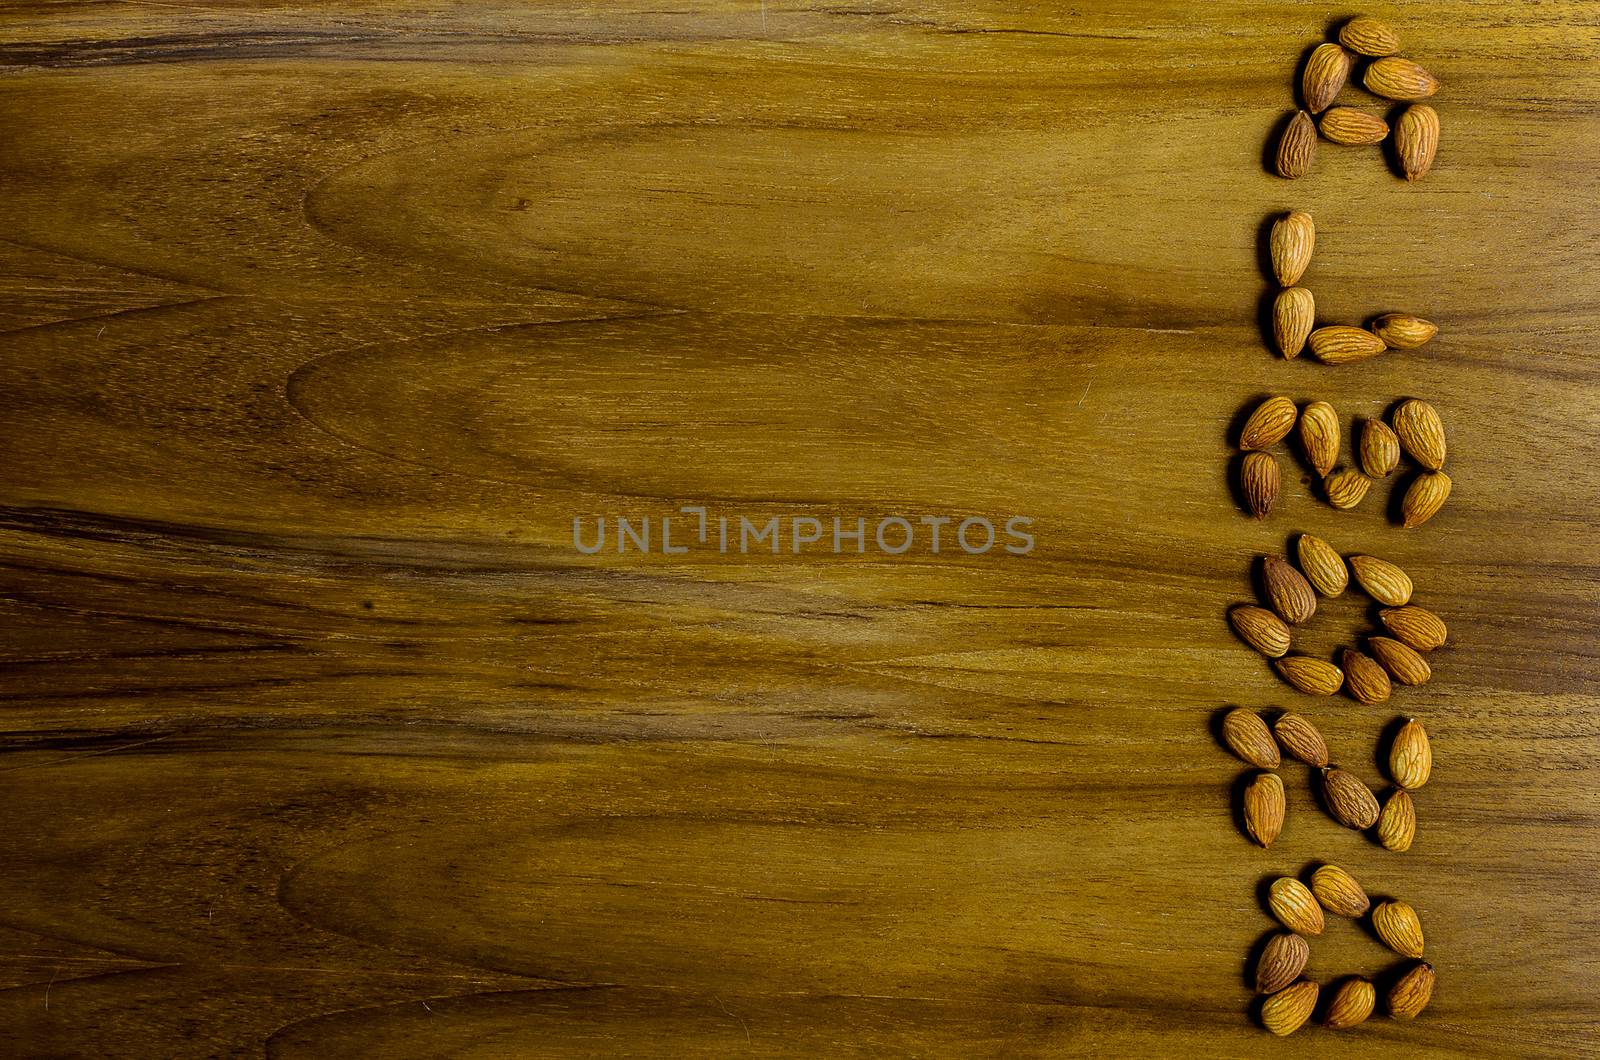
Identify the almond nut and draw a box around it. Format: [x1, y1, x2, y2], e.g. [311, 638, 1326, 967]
[1296, 533, 1348, 596]
[1223, 708, 1282, 768]
[1269, 212, 1315, 286]
[1378, 787, 1417, 852]
[1389, 717, 1433, 789]
[1396, 103, 1440, 181]
[1308, 325, 1386, 365]
[1302, 43, 1354, 113]
[1381, 605, 1448, 651]
[1262, 555, 1317, 624]
[1350, 555, 1413, 606]
[1243, 451, 1281, 520]
[1403, 470, 1452, 528]
[1339, 16, 1401, 57]
[1229, 604, 1293, 658]
[1370, 637, 1431, 686]
[1310, 864, 1369, 917]
[1360, 418, 1401, 478]
[1372, 313, 1438, 349]
[1263, 979, 1319, 1036]
[1319, 106, 1388, 145]
[1276, 111, 1318, 179]
[1299, 400, 1340, 477]
[1324, 467, 1372, 510]
[1274, 712, 1329, 767]
[1268, 877, 1324, 936]
[1245, 771, 1286, 848]
[1388, 962, 1436, 1020]
[1392, 398, 1446, 469]
[1240, 395, 1299, 450]
[1321, 766, 1380, 829]
[1256, 931, 1310, 994]
[1273, 287, 1315, 358]
[1324, 976, 1377, 1029]
[1365, 57, 1440, 101]
[1342, 649, 1392, 704]
[1373, 899, 1425, 958]
[1275, 655, 1343, 696]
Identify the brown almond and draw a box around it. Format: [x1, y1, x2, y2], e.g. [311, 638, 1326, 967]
[1389, 717, 1433, 789]
[1263, 980, 1319, 1036]
[1321, 766, 1380, 829]
[1240, 395, 1299, 450]
[1372, 313, 1438, 349]
[1296, 533, 1347, 596]
[1373, 899, 1425, 958]
[1323, 467, 1372, 510]
[1244, 771, 1286, 848]
[1378, 787, 1417, 852]
[1223, 708, 1282, 768]
[1242, 451, 1281, 520]
[1275, 655, 1343, 696]
[1319, 106, 1388, 145]
[1298, 401, 1340, 477]
[1403, 470, 1452, 528]
[1392, 399, 1446, 469]
[1276, 111, 1318, 179]
[1256, 931, 1310, 994]
[1370, 637, 1432, 686]
[1310, 864, 1370, 917]
[1360, 418, 1401, 478]
[1341, 649, 1392, 704]
[1339, 16, 1401, 57]
[1324, 976, 1377, 1029]
[1229, 604, 1292, 658]
[1273, 287, 1315, 358]
[1262, 555, 1317, 624]
[1396, 103, 1440, 182]
[1350, 555, 1414, 606]
[1302, 43, 1354, 113]
[1308, 325, 1386, 365]
[1269, 212, 1315, 286]
[1268, 877, 1324, 936]
[1381, 605, 1448, 651]
[1274, 712, 1329, 767]
[1388, 962, 1436, 1020]
[1365, 57, 1440, 101]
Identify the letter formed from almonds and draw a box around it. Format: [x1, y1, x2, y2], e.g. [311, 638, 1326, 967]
[1338, 15, 1402, 57]
[1310, 864, 1370, 917]
[1372, 313, 1438, 349]
[1365, 57, 1440, 101]
[1341, 649, 1392, 704]
[1273, 287, 1315, 358]
[1274, 712, 1329, 767]
[1275, 655, 1344, 696]
[1262, 980, 1319, 1036]
[1321, 766, 1380, 829]
[1262, 555, 1317, 624]
[1381, 605, 1448, 651]
[1244, 771, 1286, 847]
[1350, 554, 1413, 606]
[1373, 900, 1426, 958]
[1296, 533, 1347, 596]
[1298, 401, 1340, 477]
[1392, 398, 1447, 469]
[1324, 976, 1377, 1030]
[1388, 962, 1436, 1020]
[1268, 877, 1325, 936]
[1239, 395, 1298, 450]
[1396, 103, 1441, 181]
[1319, 107, 1388, 145]
[1389, 717, 1433, 788]
[1242, 451, 1281, 520]
[1378, 787, 1417, 851]
[1308, 325, 1387, 364]
[1370, 636, 1432, 686]
[1323, 467, 1372, 510]
[1223, 707, 1281, 768]
[1269, 211, 1315, 286]
[1403, 470, 1452, 528]
[1276, 111, 1318, 179]
[1256, 932, 1310, 994]
[1302, 42, 1354, 113]
[1229, 604, 1292, 658]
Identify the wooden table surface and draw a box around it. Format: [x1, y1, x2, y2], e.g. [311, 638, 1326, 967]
[2, 2, 1598, 1056]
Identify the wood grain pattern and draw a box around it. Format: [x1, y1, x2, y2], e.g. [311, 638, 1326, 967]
[2, 2, 1598, 1055]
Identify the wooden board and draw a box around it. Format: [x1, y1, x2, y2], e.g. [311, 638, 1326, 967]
[2, 2, 1597, 1055]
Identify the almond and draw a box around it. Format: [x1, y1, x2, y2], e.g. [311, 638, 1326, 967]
[1269, 211, 1315, 286]
[1373, 899, 1425, 958]
[1268, 877, 1324, 936]
[1296, 533, 1347, 596]
[1324, 976, 1377, 1029]
[1392, 399, 1446, 468]
[1389, 717, 1433, 789]
[1339, 16, 1401, 57]
[1223, 707, 1282, 768]
[1370, 637, 1432, 686]
[1274, 712, 1329, 767]
[1310, 864, 1369, 917]
[1388, 962, 1436, 1020]
[1229, 604, 1292, 658]
[1360, 418, 1401, 478]
[1396, 103, 1440, 181]
[1256, 931, 1310, 994]
[1262, 555, 1317, 624]
[1302, 43, 1354, 113]
[1318, 106, 1388, 145]
[1323, 467, 1372, 510]
[1276, 111, 1318, 179]
[1372, 313, 1438, 349]
[1321, 766, 1380, 829]
[1341, 649, 1392, 704]
[1403, 470, 1452, 528]
[1381, 605, 1448, 651]
[1298, 401, 1340, 477]
[1350, 555, 1413, 606]
[1239, 395, 1299, 450]
[1378, 787, 1417, 852]
[1273, 287, 1315, 358]
[1308, 325, 1386, 364]
[1365, 57, 1440, 101]
[1244, 771, 1286, 847]
[1243, 451, 1281, 520]
[1275, 655, 1343, 696]
[1262, 979, 1319, 1036]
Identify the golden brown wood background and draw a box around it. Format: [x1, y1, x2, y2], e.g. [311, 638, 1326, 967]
[2, 1, 1598, 1056]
